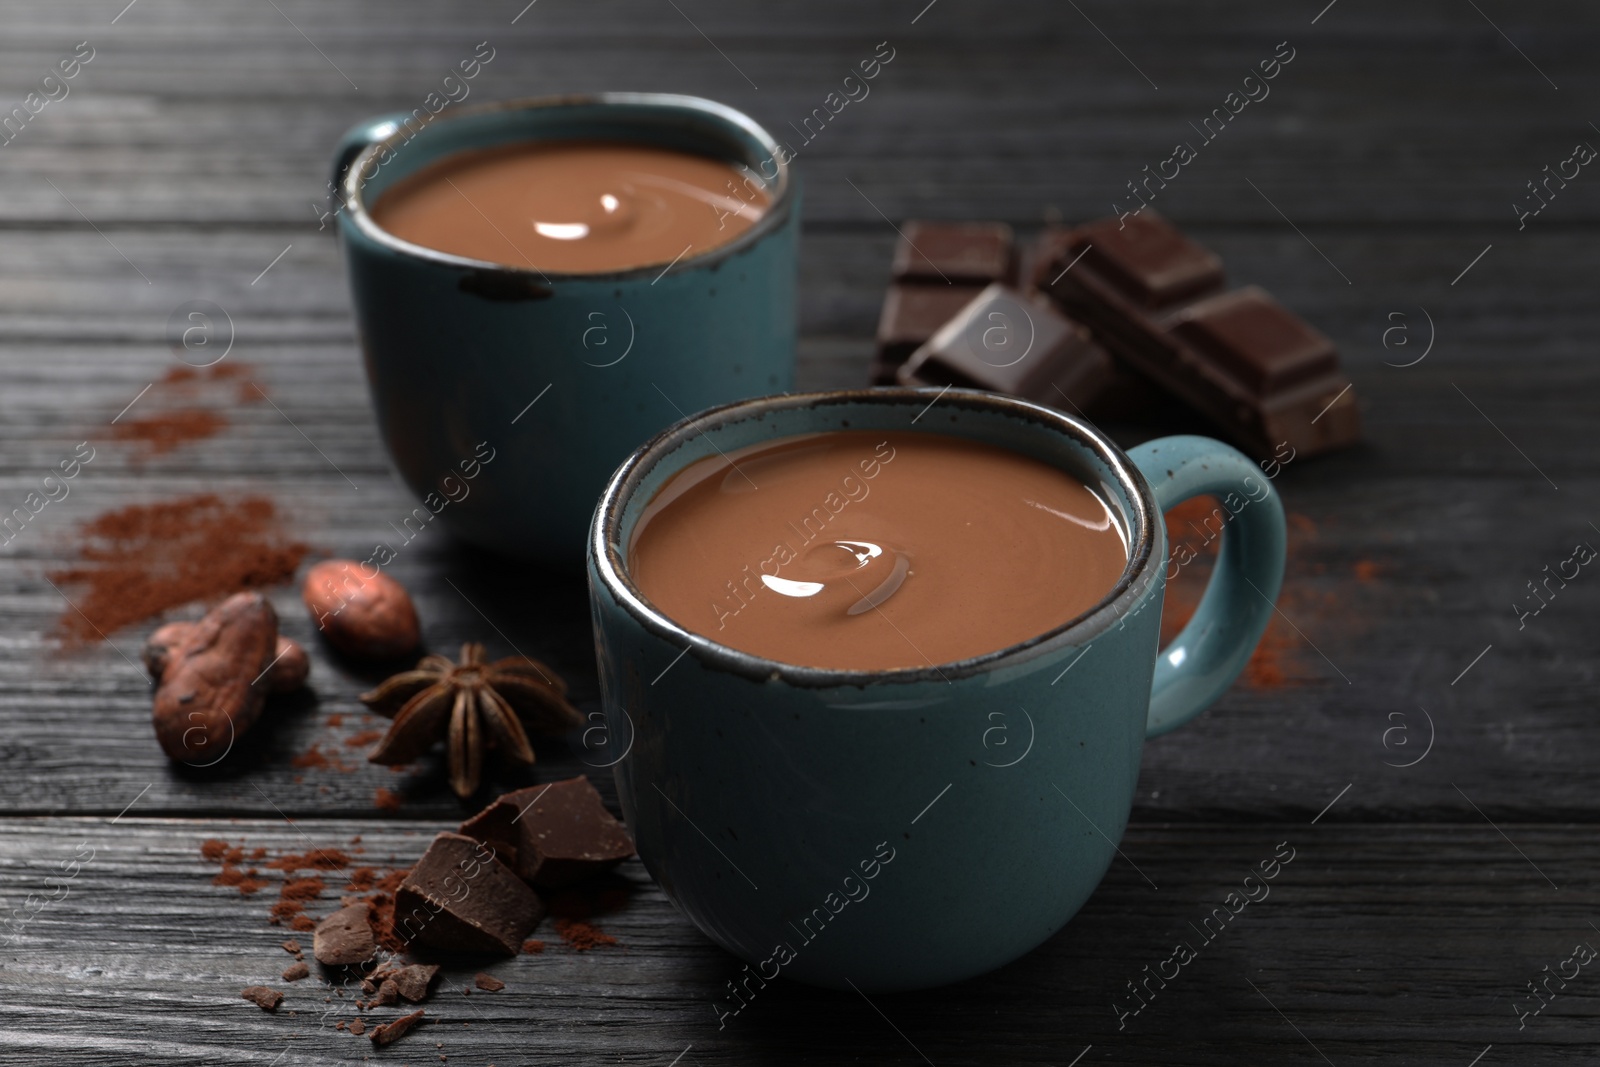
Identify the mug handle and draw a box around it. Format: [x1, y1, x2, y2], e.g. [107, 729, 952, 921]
[1127, 435, 1287, 738]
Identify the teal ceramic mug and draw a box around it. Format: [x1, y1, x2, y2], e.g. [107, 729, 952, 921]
[333, 94, 798, 559]
[586, 388, 1286, 992]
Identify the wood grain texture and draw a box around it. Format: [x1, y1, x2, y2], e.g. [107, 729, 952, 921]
[3, 818, 1595, 1066]
[0, 0, 1596, 1061]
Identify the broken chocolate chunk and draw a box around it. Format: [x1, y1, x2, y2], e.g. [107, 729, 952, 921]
[394, 832, 544, 956]
[313, 903, 377, 967]
[374, 979, 399, 1006]
[474, 972, 505, 992]
[896, 283, 1116, 411]
[874, 221, 1019, 384]
[893, 220, 1015, 284]
[1043, 211, 1224, 310]
[874, 283, 987, 383]
[461, 777, 634, 889]
[368, 1008, 424, 1046]
[1036, 211, 1360, 458]
[388, 962, 440, 1003]
[241, 985, 283, 1011]
[1169, 286, 1339, 395]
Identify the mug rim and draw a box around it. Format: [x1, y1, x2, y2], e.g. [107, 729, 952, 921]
[591, 387, 1159, 687]
[339, 92, 794, 283]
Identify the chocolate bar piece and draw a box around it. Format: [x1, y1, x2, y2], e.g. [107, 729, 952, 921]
[460, 777, 635, 889]
[1037, 211, 1359, 458]
[873, 284, 986, 383]
[896, 284, 1116, 411]
[892, 221, 1016, 284]
[873, 221, 1019, 385]
[394, 832, 544, 956]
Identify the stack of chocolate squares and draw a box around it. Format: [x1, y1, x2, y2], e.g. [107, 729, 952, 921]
[874, 211, 1361, 460]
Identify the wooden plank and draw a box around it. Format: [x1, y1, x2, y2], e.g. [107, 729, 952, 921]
[0, 1, 1595, 224]
[0, 817, 1590, 1064]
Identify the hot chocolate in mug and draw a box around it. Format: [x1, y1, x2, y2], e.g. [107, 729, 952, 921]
[333, 93, 798, 560]
[587, 388, 1286, 992]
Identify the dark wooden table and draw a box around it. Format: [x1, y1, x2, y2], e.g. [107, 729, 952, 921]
[2, 0, 1597, 1062]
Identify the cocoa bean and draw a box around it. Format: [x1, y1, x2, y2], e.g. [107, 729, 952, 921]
[302, 559, 421, 660]
[266, 635, 311, 691]
[151, 592, 278, 762]
[144, 621, 308, 694]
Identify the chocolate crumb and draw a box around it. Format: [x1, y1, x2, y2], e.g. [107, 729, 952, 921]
[474, 973, 504, 992]
[389, 963, 440, 1003]
[369, 1008, 424, 1046]
[240, 985, 283, 1011]
[281, 939, 301, 955]
[282, 961, 310, 982]
[349, 1018, 365, 1036]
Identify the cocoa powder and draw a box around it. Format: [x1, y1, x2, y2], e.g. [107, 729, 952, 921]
[111, 410, 228, 456]
[109, 363, 265, 459]
[49, 494, 311, 646]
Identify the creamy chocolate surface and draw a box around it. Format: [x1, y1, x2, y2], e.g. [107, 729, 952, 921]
[370, 139, 770, 273]
[629, 430, 1129, 670]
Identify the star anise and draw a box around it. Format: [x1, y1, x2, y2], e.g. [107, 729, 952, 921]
[360, 642, 583, 798]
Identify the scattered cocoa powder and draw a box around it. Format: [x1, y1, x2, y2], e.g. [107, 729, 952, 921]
[49, 494, 312, 646]
[346, 729, 385, 748]
[346, 867, 377, 892]
[374, 787, 402, 812]
[292, 741, 357, 774]
[265, 849, 351, 873]
[281, 877, 325, 902]
[553, 919, 616, 952]
[109, 363, 264, 459]
[290, 914, 316, 932]
[269, 901, 304, 926]
[1353, 559, 1381, 582]
[522, 939, 545, 955]
[200, 839, 229, 862]
[112, 409, 228, 456]
[212, 865, 266, 896]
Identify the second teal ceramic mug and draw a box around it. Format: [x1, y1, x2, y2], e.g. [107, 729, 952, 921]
[587, 388, 1286, 992]
[334, 94, 798, 559]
